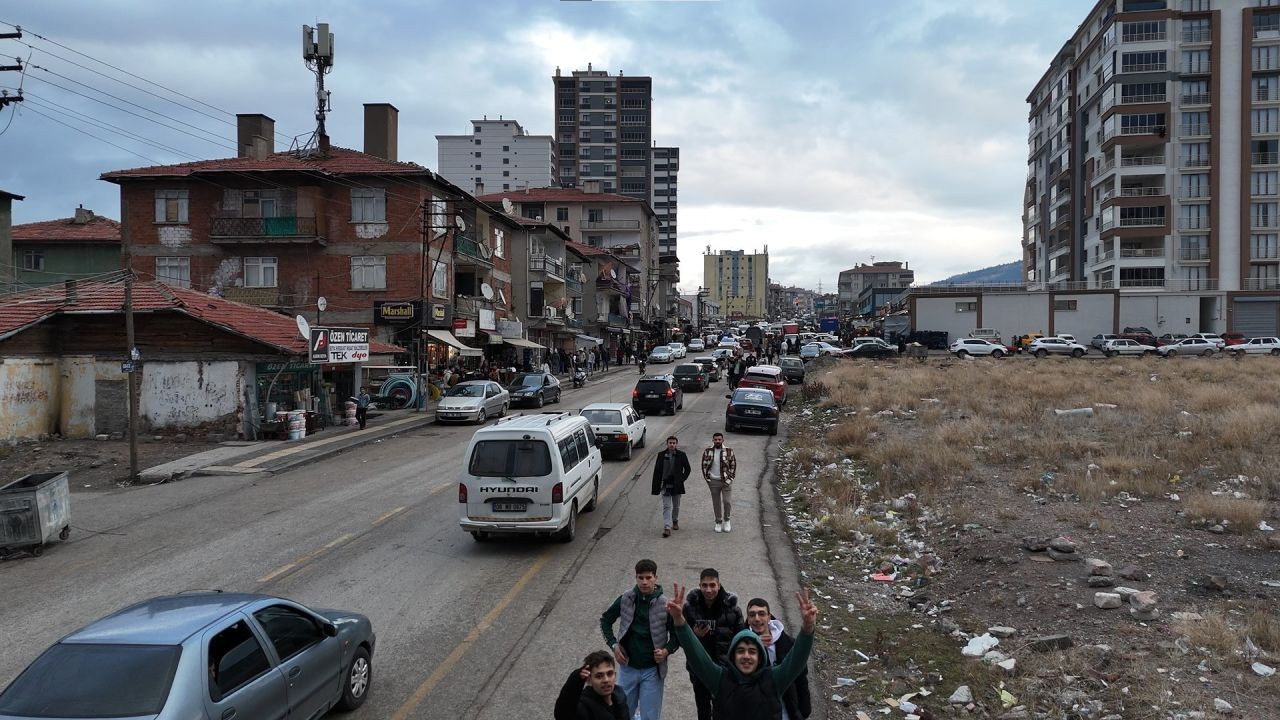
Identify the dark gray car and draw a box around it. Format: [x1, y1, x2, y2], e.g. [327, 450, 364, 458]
[779, 356, 805, 384]
[0, 592, 375, 720]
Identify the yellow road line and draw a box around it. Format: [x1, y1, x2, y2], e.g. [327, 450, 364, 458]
[390, 553, 552, 720]
[372, 506, 409, 527]
[257, 532, 354, 583]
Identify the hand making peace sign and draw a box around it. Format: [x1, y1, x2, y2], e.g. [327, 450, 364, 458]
[796, 587, 818, 634]
[665, 583, 687, 625]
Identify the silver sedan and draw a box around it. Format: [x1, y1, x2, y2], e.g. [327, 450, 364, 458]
[436, 380, 510, 423]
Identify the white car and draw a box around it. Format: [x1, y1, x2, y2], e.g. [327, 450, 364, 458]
[436, 380, 509, 424]
[799, 342, 840, 361]
[1157, 337, 1217, 357]
[852, 336, 891, 348]
[1056, 334, 1078, 344]
[1229, 336, 1280, 356]
[1187, 332, 1226, 349]
[1027, 337, 1088, 358]
[667, 342, 687, 358]
[687, 339, 706, 352]
[581, 402, 647, 461]
[1102, 338, 1156, 357]
[648, 347, 674, 363]
[949, 338, 1005, 357]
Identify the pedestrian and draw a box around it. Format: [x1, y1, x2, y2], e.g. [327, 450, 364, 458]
[651, 436, 691, 537]
[599, 559, 680, 720]
[587, 348, 596, 376]
[682, 569, 746, 720]
[355, 385, 371, 430]
[745, 598, 812, 720]
[555, 650, 630, 720]
[667, 585, 818, 720]
[700, 432, 736, 533]
[728, 354, 745, 389]
[542, 357, 553, 375]
[602, 346, 610, 371]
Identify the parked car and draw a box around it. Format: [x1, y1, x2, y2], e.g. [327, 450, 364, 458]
[1091, 333, 1120, 350]
[648, 346, 674, 364]
[1027, 337, 1088, 358]
[0, 592, 376, 720]
[1102, 338, 1156, 357]
[1157, 337, 1217, 357]
[779, 356, 805, 384]
[691, 356, 723, 381]
[459, 412, 600, 542]
[1229, 336, 1280, 356]
[506, 372, 561, 408]
[667, 342, 687, 358]
[851, 336, 891, 348]
[970, 328, 1002, 345]
[687, 338, 706, 352]
[581, 402, 647, 460]
[840, 343, 899, 359]
[1119, 331, 1158, 347]
[799, 342, 840, 361]
[1156, 333, 1188, 347]
[1221, 332, 1246, 346]
[1056, 333, 1077, 344]
[736, 365, 787, 406]
[1013, 333, 1045, 352]
[949, 338, 1005, 357]
[1188, 332, 1226, 349]
[673, 362, 711, 392]
[437, 380, 509, 423]
[724, 387, 779, 435]
[632, 375, 684, 415]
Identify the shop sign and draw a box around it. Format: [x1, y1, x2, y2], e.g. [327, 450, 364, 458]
[479, 308, 496, 331]
[374, 300, 419, 325]
[455, 318, 476, 338]
[256, 361, 313, 373]
[310, 327, 370, 364]
[428, 302, 453, 329]
[497, 319, 523, 339]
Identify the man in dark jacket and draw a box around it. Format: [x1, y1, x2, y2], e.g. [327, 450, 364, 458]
[683, 569, 746, 720]
[746, 598, 811, 720]
[651, 436, 692, 537]
[668, 584, 818, 720]
[555, 650, 630, 720]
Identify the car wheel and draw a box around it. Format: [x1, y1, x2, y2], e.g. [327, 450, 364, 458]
[768, 423, 778, 436]
[583, 479, 599, 512]
[337, 646, 372, 711]
[636, 430, 646, 449]
[1105, 350, 1115, 358]
[555, 502, 577, 543]
[1202, 349, 1213, 357]
[1035, 349, 1048, 359]
[726, 421, 735, 433]
[956, 350, 968, 358]
[536, 393, 544, 408]
[1166, 349, 1177, 357]
[1272, 349, 1280, 356]
[476, 409, 487, 424]
[992, 349, 1005, 359]
[622, 440, 633, 461]
[1071, 348, 1084, 358]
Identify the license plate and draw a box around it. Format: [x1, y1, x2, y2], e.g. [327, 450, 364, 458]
[744, 409, 761, 416]
[492, 501, 527, 512]
[646, 393, 659, 398]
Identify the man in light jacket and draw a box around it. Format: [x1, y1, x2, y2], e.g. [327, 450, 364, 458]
[700, 432, 737, 533]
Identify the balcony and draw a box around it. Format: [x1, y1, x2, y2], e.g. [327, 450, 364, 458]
[1245, 277, 1280, 290]
[1181, 186, 1212, 199]
[1180, 123, 1211, 138]
[454, 295, 492, 317]
[1255, 152, 1280, 166]
[1048, 240, 1071, 256]
[1120, 216, 1167, 228]
[1179, 61, 1211, 75]
[1255, 57, 1280, 72]
[1182, 155, 1212, 168]
[528, 254, 565, 279]
[1121, 62, 1167, 73]
[595, 277, 632, 297]
[606, 312, 628, 327]
[1255, 26, 1280, 40]
[1120, 247, 1166, 258]
[1121, 31, 1167, 42]
[1105, 124, 1165, 141]
[209, 216, 322, 245]
[1254, 250, 1280, 263]
[1121, 154, 1165, 168]
[1121, 186, 1166, 197]
[1181, 29, 1211, 44]
[1182, 92, 1211, 105]
[1179, 247, 1210, 262]
[222, 286, 290, 309]
[454, 234, 492, 265]
[1180, 217, 1211, 230]
[1252, 215, 1280, 229]
[1118, 93, 1167, 105]
[565, 277, 583, 295]
[1093, 248, 1116, 264]
[1256, 88, 1280, 103]
[581, 219, 640, 231]
[541, 306, 566, 325]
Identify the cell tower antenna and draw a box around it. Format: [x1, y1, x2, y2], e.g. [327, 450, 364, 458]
[300, 23, 335, 155]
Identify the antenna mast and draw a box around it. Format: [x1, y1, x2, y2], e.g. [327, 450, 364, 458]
[302, 23, 335, 154]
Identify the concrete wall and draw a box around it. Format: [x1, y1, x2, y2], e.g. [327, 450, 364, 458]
[14, 244, 121, 288]
[1119, 294, 1203, 335]
[139, 360, 243, 430]
[58, 356, 96, 438]
[984, 294, 1051, 339]
[0, 358, 59, 440]
[914, 296, 979, 343]
[1052, 294, 1114, 338]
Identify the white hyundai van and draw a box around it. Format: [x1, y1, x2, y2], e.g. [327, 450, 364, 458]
[458, 412, 603, 542]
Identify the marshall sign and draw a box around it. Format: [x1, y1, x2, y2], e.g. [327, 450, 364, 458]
[310, 327, 371, 364]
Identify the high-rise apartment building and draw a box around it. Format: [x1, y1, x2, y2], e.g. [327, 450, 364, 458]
[652, 146, 679, 257]
[436, 118, 554, 194]
[1025, 0, 1280, 306]
[704, 249, 770, 320]
[836, 261, 914, 316]
[553, 66, 652, 200]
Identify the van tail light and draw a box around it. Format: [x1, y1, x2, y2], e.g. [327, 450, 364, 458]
[616, 433, 629, 442]
[552, 482, 564, 504]
[458, 484, 468, 503]
[665, 388, 674, 398]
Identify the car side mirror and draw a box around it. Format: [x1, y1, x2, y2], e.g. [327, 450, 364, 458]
[725, 394, 733, 399]
[323, 622, 338, 637]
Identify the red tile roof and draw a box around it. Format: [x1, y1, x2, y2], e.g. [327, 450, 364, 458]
[100, 146, 431, 181]
[12, 214, 121, 244]
[0, 279, 402, 355]
[566, 240, 608, 257]
[477, 187, 642, 204]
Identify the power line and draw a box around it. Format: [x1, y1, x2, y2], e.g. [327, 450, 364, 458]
[19, 103, 164, 165]
[23, 93, 203, 158]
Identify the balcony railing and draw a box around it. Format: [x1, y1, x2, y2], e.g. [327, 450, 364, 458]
[1255, 152, 1280, 165]
[1121, 186, 1166, 197]
[1255, 57, 1280, 71]
[1121, 62, 1167, 73]
[1179, 247, 1210, 262]
[1120, 216, 1168, 227]
[454, 234, 492, 264]
[528, 254, 565, 278]
[1245, 277, 1280, 290]
[1120, 247, 1166, 258]
[1256, 88, 1280, 103]
[606, 312, 628, 327]
[1101, 186, 1117, 202]
[1181, 0, 1210, 12]
[1252, 215, 1280, 229]
[1182, 92, 1211, 105]
[1253, 250, 1280, 262]
[1119, 93, 1167, 104]
[1122, 154, 1165, 167]
[1255, 26, 1280, 40]
[1182, 29, 1212, 43]
[454, 295, 493, 316]
[210, 216, 318, 239]
[1180, 217, 1211, 230]
[1180, 186, 1211, 199]
[1180, 61, 1212, 74]
[581, 219, 640, 230]
[565, 277, 583, 295]
[1122, 31, 1167, 42]
[1181, 123, 1211, 137]
[1183, 155, 1212, 167]
[1094, 248, 1116, 264]
[1255, 123, 1280, 135]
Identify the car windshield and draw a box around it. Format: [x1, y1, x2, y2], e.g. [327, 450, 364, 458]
[469, 439, 553, 477]
[636, 380, 671, 393]
[582, 409, 623, 425]
[781, 358, 802, 367]
[0, 643, 181, 718]
[512, 374, 543, 388]
[675, 364, 701, 374]
[447, 384, 485, 398]
[733, 389, 775, 405]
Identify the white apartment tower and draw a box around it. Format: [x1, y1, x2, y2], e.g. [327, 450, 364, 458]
[652, 146, 679, 258]
[1026, 0, 1280, 334]
[436, 118, 555, 194]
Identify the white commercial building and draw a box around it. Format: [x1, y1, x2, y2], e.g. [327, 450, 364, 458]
[436, 118, 554, 195]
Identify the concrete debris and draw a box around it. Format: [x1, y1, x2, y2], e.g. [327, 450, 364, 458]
[1213, 698, 1233, 714]
[1093, 592, 1122, 609]
[996, 657, 1017, 675]
[948, 685, 973, 704]
[987, 625, 1017, 638]
[961, 633, 1000, 657]
[1053, 407, 1095, 418]
[1171, 611, 1203, 622]
[1084, 558, 1112, 576]
[1027, 634, 1073, 652]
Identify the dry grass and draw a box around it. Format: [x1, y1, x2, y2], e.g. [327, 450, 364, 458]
[825, 415, 877, 457]
[1175, 607, 1280, 659]
[1182, 491, 1269, 530]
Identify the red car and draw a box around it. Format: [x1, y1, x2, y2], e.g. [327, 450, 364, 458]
[1222, 332, 1247, 346]
[735, 365, 787, 406]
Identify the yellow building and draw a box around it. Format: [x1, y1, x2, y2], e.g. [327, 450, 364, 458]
[703, 249, 769, 320]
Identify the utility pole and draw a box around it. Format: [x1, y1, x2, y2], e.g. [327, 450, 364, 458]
[1, 29, 26, 109]
[417, 200, 431, 411]
[124, 271, 139, 482]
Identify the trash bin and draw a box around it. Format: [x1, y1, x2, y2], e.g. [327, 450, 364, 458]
[0, 471, 71, 557]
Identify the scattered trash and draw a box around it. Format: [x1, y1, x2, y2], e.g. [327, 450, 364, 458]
[1261, 521, 1275, 532]
[834, 677, 856, 687]
[997, 682, 1018, 708]
[1214, 698, 1233, 714]
[870, 572, 897, 582]
[1263, 580, 1280, 588]
[1053, 407, 1095, 418]
[1253, 662, 1276, 677]
[961, 633, 1000, 657]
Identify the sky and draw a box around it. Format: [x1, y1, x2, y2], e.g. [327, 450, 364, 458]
[0, 0, 1095, 290]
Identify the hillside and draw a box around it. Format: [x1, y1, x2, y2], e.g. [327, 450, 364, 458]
[934, 260, 1020, 285]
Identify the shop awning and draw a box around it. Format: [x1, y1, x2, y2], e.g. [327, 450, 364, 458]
[503, 337, 545, 350]
[426, 329, 483, 357]
[575, 334, 604, 346]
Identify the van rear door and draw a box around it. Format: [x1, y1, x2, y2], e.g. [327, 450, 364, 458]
[465, 438, 556, 522]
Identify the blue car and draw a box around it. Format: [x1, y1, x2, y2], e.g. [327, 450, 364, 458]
[0, 592, 375, 720]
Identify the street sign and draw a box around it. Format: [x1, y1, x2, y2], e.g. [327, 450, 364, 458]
[120, 360, 135, 373]
[310, 327, 370, 364]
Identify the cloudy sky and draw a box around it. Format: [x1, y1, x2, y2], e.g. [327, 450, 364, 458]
[1, 0, 1094, 289]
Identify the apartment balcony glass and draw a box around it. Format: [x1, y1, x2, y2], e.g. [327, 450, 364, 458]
[1120, 246, 1166, 258]
[1179, 217, 1211, 230]
[580, 219, 640, 230]
[1182, 92, 1212, 105]
[1183, 154, 1212, 168]
[1121, 61, 1167, 73]
[1255, 88, 1280, 103]
[1244, 277, 1280, 290]
[1093, 248, 1117, 264]
[1180, 123, 1211, 138]
[1122, 30, 1167, 43]
[1179, 247, 1210, 262]
[1179, 60, 1212, 74]
[210, 216, 319, 241]
[1121, 154, 1165, 167]
[1121, 185, 1167, 197]
[1254, 152, 1280, 166]
[1180, 186, 1212, 199]
[1181, 29, 1211, 43]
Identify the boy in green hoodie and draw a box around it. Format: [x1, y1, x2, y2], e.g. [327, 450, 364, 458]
[599, 559, 681, 720]
[666, 584, 817, 720]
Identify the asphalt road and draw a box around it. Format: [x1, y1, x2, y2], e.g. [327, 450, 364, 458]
[0, 365, 804, 720]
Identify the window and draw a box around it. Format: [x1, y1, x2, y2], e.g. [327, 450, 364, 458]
[955, 302, 977, 312]
[503, 145, 509, 151]
[252, 605, 325, 662]
[474, 139, 481, 145]
[475, 151, 482, 158]
[575, 428, 593, 459]
[587, 209, 603, 222]
[1181, 49, 1210, 73]
[474, 125, 481, 133]
[494, 227, 505, 258]
[503, 171, 510, 177]
[242, 257, 277, 288]
[503, 183, 509, 190]
[156, 257, 191, 288]
[470, 439, 553, 476]
[432, 260, 448, 298]
[502, 158, 510, 165]
[558, 435, 580, 470]
[350, 188, 386, 223]
[20, 249, 43, 271]
[1054, 299, 1078, 311]
[0, 644, 180, 717]
[432, 195, 448, 233]
[154, 189, 188, 223]
[208, 621, 271, 701]
[351, 255, 386, 290]
[475, 164, 482, 171]
[1255, 107, 1280, 134]
[1252, 233, 1280, 259]
[556, 207, 569, 222]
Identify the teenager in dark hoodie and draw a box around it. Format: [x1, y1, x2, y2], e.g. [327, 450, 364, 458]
[682, 568, 746, 720]
[667, 583, 817, 720]
[746, 598, 811, 720]
[555, 650, 630, 720]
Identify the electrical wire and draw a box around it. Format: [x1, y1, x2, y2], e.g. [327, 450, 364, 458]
[23, 93, 204, 158]
[0, 49, 30, 138]
[19, 103, 165, 165]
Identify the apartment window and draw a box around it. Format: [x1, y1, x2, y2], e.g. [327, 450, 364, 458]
[1053, 299, 1078, 311]
[1183, 141, 1210, 165]
[20, 249, 43, 271]
[431, 195, 448, 234]
[558, 113, 574, 125]
[494, 228, 505, 258]
[503, 183, 509, 190]
[474, 139, 481, 145]
[502, 170, 510, 177]
[503, 158, 510, 165]
[556, 207, 569, 221]
[1182, 172, 1210, 198]
[955, 302, 977, 313]
[1254, 45, 1280, 71]
[1122, 20, 1166, 41]
[351, 255, 386, 290]
[156, 257, 191, 288]
[1253, 202, 1279, 228]
[474, 151, 481, 158]
[243, 257, 277, 288]
[1253, 171, 1279, 197]
[1252, 233, 1280, 259]
[1119, 267, 1165, 287]
[502, 145, 509, 152]
[432, 260, 448, 298]
[474, 125, 481, 133]
[154, 189, 189, 223]
[1121, 50, 1166, 72]
[1181, 49, 1210, 73]
[1254, 107, 1280, 134]
[1181, 203, 1209, 229]
[474, 164, 482, 171]
[350, 188, 386, 223]
[1251, 264, 1280, 286]
[587, 209, 603, 222]
[1121, 113, 1166, 132]
[1122, 81, 1166, 100]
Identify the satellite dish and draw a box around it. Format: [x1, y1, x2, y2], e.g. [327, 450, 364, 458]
[295, 315, 311, 340]
[480, 283, 495, 300]
[317, 296, 328, 312]
[610, 268, 618, 279]
[454, 215, 467, 232]
[502, 198, 515, 214]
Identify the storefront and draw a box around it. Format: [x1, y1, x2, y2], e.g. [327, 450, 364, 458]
[256, 360, 316, 417]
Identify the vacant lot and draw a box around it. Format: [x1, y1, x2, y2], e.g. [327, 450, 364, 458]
[779, 356, 1279, 719]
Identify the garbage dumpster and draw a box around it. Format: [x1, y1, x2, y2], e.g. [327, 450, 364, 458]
[0, 471, 71, 557]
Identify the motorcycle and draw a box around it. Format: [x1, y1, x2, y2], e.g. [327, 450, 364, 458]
[572, 369, 587, 388]
[638, 360, 647, 375]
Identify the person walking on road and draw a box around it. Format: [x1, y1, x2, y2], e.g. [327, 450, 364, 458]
[745, 598, 812, 720]
[555, 650, 630, 720]
[355, 386, 371, 430]
[727, 353, 746, 389]
[652, 436, 692, 537]
[600, 559, 680, 720]
[701, 433, 737, 533]
[682, 569, 746, 720]
[667, 585, 818, 720]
